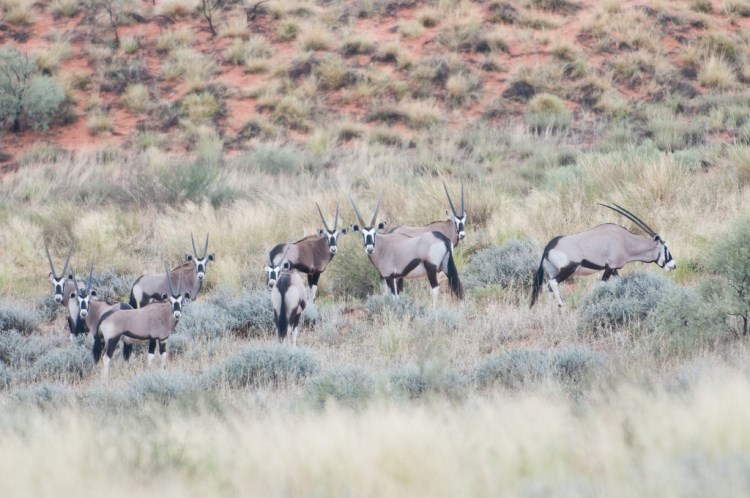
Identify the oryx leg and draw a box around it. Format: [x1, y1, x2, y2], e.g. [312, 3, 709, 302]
[307, 273, 320, 302]
[547, 263, 579, 308]
[397, 279, 404, 294]
[122, 343, 133, 361]
[385, 277, 398, 296]
[290, 306, 301, 347]
[103, 337, 119, 380]
[147, 339, 157, 366]
[425, 262, 440, 310]
[158, 340, 167, 368]
[602, 266, 618, 281]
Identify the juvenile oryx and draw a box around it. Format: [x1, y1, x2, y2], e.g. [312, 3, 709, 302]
[44, 240, 85, 340]
[265, 203, 346, 301]
[271, 245, 308, 346]
[350, 194, 464, 309]
[390, 182, 466, 293]
[129, 233, 214, 308]
[96, 265, 190, 379]
[530, 203, 677, 308]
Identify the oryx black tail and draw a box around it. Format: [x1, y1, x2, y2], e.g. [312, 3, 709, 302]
[530, 236, 561, 308]
[275, 275, 290, 342]
[435, 232, 464, 300]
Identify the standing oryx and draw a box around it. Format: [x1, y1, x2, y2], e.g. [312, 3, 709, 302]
[271, 244, 307, 346]
[71, 261, 134, 340]
[129, 233, 214, 308]
[44, 240, 85, 340]
[96, 265, 190, 379]
[530, 203, 677, 308]
[390, 182, 466, 293]
[265, 202, 346, 301]
[350, 194, 464, 309]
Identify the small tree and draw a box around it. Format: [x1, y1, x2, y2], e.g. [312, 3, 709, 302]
[96, 0, 128, 47]
[0, 46, 65, 132]
[198, 0, 225, 37]
[704, 217, 750, 336]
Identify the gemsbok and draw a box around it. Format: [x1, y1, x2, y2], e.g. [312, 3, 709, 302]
[96, 265, 190, 379]
[271, 244, 307, 346]
[265, 202, 346, 301]
[350, 194, 464, 309]
[530, 203, 676, 308]
[389, 182, 466, 293]
[44, 240, 85, 340]
[129, 233, 213, 308]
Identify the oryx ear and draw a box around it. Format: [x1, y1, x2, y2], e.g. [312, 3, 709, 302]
[351, 224, 360, 232]
[185, 254, 193, 261]
[67, 274, 74, 280]
[70, 291, 77, 299]
[341, 228, 348, 235]
[265, 266, 273, 272]
[377, 222, 386, 230]
[318, 228, 325, 236]
[208, 253, 215, 261]
[184, 292, 191, 299]
[161, 293, 168, 300]
[90, 290, 96, 297]
[654, 234, 662, 243]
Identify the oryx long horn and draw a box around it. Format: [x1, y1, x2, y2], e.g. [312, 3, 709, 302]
[370, 193, 382, 226]
[281, 241, 292, 264]
[350, 194, 366, 227]
[87, 260, 94, 292]
[316, 202, 331, 232]
[178, 264, 184, 296]
[443, 182, 458, 217]
[191, 233, 198, 257]
[61, 242, 74, 279]
[203, 233, 209, 258]
[44, 239, 57, 278]
[165, 264, 175, 296]
[333, 202, 339, 231]
[460, 181, 465, 216]
[598, 203, 656, 237]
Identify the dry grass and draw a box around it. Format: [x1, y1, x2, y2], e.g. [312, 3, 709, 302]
[699, 53, 738, 89]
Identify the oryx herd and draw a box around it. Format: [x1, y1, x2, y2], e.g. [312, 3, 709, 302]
[43, 184, 676, 380]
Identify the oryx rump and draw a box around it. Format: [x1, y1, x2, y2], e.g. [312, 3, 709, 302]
[530, 203, 676, 308]
[350, 194, 464, 309]
[265, 202, 346, 301]
[271, 245, 307, 346]
[129, 233, 214, 308]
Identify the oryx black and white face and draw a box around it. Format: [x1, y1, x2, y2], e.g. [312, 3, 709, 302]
[444, 182, 466, 241]
[45, 240, 74, 303]
[163, 264, 190, 319]
[655, 236, 676, 271]
[74, 262, 96, 320]
[350, 193, 385, 255]
[266, 263, 281, 288]
[187, 233, 215, 281]
[316, 202, 347, 255]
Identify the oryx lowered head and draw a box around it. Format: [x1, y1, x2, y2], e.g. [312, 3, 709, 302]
[530, 202, 676, 308]
[350, 193, 464, 309]
[264, 202, 347, 301]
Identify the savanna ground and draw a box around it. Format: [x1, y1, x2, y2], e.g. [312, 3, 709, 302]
[3, 0, 750, 496]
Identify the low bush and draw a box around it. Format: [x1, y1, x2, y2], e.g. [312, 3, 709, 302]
[90, 270, 138, 303]
[207, 346, 318, 388]
[305, 366, 376, 408]
[24, 343, 93, 383]
[577, 272, 677, 336]
[475, 349, 550, 389]
[326, 235, 382, 300]
[13, 383, 72, 409]
[252, 144, 303, 175]
[524, 93, 571, 134]
[463, 239, 538, 290]
[550, 346, 603, 386]
[127, 370, 204, 406]
[0, 300, 40, 334]
[0, 330, 57, 368]
[364, 294, 425, 321]
[0, 363, 11, 390]
[389, 363, 468, 401]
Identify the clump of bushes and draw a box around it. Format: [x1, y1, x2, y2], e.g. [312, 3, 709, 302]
[252, 144, 303, 175]
[305, 366, 376, 409]
[524, 93, 572, 133]
[364, 294, 425, 321]
[463, 239, 538, 290]
[13, 383, 71, 409]
[90, 270, 138, 303]
[577, 272, 677, 336]
[127, 370, 204, 406]
[326, 235, 382, 300]
[0, 330, 57, 368]
[207, 346, 318, 388]
[24, 343, 93, 383]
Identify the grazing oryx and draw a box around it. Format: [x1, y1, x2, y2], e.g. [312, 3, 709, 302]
[350, 194, 464, 309]
[129, 233, 214, 308]
[530, 203, 677, 308]
[390, 182, 466, 293]
[265, 202, 346, 301]
[44, 240, 85, 340]
[271, 245, 307, 346]
[96, 265, 190, 379]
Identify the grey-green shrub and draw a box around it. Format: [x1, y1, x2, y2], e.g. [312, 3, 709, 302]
[389, 363, 468, 401]
[364, 294, 425, 321]
[90, 270, 139, 303]
[577, 272, 676, 336]
[207, 346, 318, 388]
[703, 217, 750, 336]
[550, 346, 603, 385]
[24, 343, 93, 383]
[127, 370, 204, 406]
[35, 295, 59, 324]
[305, 366, 376, 408]
[253, 144, 303, 175]
[0, 330, 58, 367]
[326, 234, 382, 300]
[0, 363, 10, 390]
[13, 383, 72, 409]
[0, 300, 40, 334]
[463, 239, 538, 290]
[475, 349, 550, 389]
